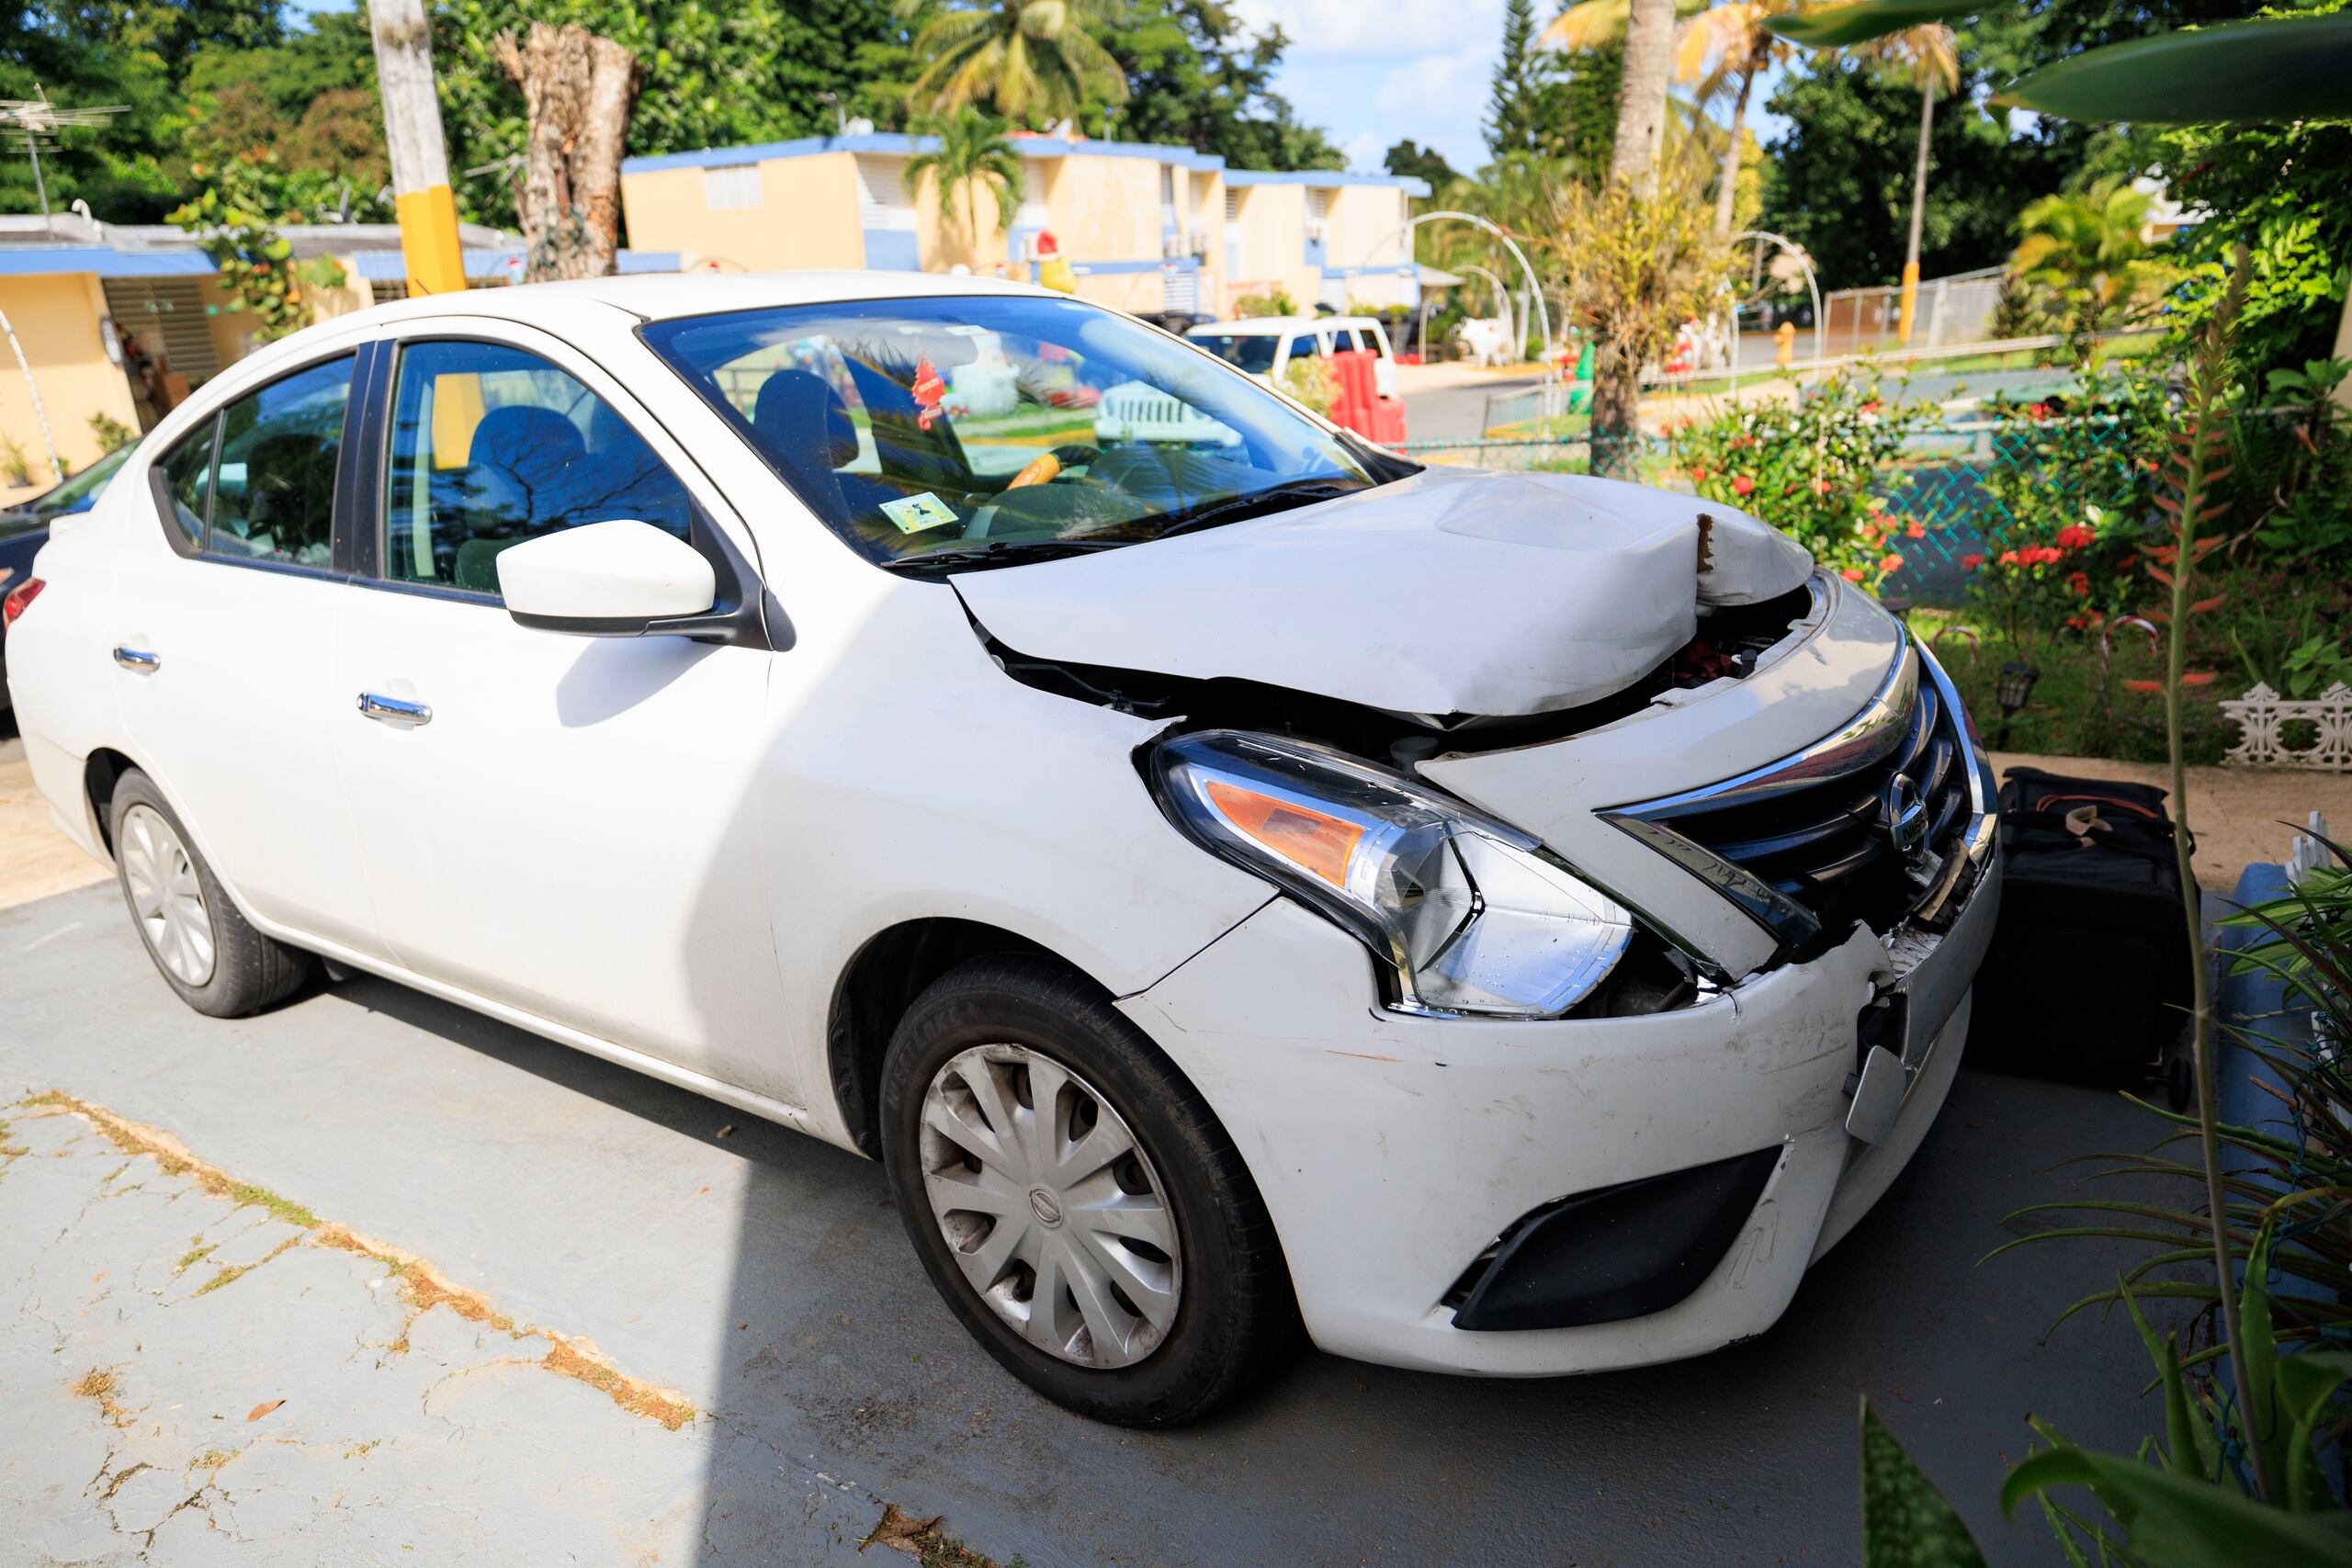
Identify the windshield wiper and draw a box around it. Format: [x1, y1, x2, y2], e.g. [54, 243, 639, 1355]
[1144, 479, 1363, 541]
[883, 536, 1133, 575]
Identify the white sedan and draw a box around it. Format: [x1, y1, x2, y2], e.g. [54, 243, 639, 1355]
[1, 273, 1999, 1427]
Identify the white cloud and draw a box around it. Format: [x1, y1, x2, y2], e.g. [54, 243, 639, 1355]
[1240, 0, 1510, 174]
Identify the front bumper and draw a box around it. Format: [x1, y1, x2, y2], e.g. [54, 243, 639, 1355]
[1117, 845, 2000, 1377]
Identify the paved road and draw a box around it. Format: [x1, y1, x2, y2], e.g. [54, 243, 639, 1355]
[3, 879, 2185, 1566]
[1402, 376, 1539, 443]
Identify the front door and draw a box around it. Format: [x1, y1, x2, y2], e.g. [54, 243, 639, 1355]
[329, 325, 794, 1103]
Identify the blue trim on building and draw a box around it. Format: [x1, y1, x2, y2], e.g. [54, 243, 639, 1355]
[1322, 265, 1419, 278]
[625, 132, 1234, 178]
[0, 247, 215, 278]
[1224, 170, 1431, 196]
[347, 249, 681, 283]
[1067, 257, 1201, 276]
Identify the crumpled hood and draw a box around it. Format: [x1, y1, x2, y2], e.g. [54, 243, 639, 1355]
[951, 466, 1812, 718]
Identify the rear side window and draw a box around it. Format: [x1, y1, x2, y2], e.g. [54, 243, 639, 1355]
[152, 355, 354, 567]
[382, 340, 694, 595]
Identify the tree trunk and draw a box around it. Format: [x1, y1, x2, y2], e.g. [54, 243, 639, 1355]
[1589, 345, 1640, 479]
[1713, 63, 1756, 239]
[495, 22, 641, 282]
[1609, 0, 1677, 197]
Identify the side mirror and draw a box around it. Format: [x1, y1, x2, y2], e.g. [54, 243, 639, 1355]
[497, 519, 718, 637]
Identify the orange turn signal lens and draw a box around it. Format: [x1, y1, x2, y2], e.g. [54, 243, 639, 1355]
[1203, 780, 1365, 889]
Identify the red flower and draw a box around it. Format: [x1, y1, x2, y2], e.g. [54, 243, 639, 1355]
[1860, 400, 1883, 415]
[1732, 475, 1755, 497]
[2027, 401, 2052, 421]
[1690, 466, 1710, 483]
[1840, 567, 1867, 582]
[1813, 476, 1834, 495]
[1879, 553, 1904, 573]
[1961, 553, 1985, 570]
[1998, 549, 2021, 567]
[2066, 570, 2090, 597]
[1905, 521, 1926, 539]
[2054, 524, 2098, 550]
[2123, 679, 2165, 693]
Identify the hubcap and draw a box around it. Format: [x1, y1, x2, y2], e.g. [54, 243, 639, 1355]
[120, 804, 215, 988]
[917, 1043, 1182, 1369]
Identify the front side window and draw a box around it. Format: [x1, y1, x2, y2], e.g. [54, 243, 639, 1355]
[644, 297, 1404, 571]
[383, 341, 694, 594]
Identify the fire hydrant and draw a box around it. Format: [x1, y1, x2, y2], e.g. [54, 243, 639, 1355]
[1775, 320, 1796, 369]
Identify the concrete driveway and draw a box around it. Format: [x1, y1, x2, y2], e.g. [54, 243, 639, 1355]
[0, 869, 2193, 1567]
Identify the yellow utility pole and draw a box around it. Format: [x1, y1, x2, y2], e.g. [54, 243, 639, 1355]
[368, 0, 466, 296]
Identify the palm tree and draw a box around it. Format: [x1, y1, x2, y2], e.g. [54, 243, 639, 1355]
[1855, 24, 1957, 344]
[1673, 2, 1794, 235]
[903, 112, 1025, 267]
[899, 0, 1129, 125]
[1545, 1, 1788, 232]
[2009, 179, 2164, 357]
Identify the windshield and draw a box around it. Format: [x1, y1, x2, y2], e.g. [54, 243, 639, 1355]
[1185, 332, 1280, 375]
[641, 296, 1394, 570]
[17, 441, 135, 520]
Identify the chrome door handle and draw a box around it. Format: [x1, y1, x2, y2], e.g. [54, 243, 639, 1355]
[112, 646, 161, 672]
[356, 692, 432, 727]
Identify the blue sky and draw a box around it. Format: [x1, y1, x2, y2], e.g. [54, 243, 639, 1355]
[1234, 0, 1792, 175]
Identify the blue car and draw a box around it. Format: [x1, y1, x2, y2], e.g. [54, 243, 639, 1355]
[1, 442, 135, 716]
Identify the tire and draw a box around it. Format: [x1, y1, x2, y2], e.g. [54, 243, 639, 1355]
[879, 953, 1295, 1427]
[109, 769, 311, 1018]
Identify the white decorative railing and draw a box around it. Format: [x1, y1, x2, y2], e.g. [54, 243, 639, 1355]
[2222, 682, 2352, 773]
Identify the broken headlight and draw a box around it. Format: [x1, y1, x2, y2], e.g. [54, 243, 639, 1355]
[1150, 730, 1633, 1019]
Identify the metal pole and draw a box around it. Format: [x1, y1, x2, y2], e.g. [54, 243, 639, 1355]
[27, 134, 48, 219]
[1358, 212, 1553, 361]
[368, 0, 467, 295]
[0, 304, 63, 482]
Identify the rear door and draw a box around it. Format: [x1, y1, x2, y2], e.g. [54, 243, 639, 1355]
[111, 345, 389, 960]
[327, 320, 794, 1100]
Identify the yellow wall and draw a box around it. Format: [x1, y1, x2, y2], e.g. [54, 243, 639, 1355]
[913, 166, 1011, 274]
[1226, 185, 1314, 311]
[0, 273, 142, 494]
[619, 152, 865, 271]
[307, 257, 379, 323]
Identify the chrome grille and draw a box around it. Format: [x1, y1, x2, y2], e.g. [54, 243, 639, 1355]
[1608, 641, 1978, 944]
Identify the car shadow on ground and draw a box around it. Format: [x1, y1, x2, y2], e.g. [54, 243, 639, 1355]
[334, 965, 2180, 1568]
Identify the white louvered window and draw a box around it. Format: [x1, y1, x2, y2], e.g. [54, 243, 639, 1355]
[855, 157, 918, 230]
[1224, 188, 1241, 222]
[703, 164, 762, 210]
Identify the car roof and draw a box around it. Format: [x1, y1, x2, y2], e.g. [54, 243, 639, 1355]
[334, 269, 1064, 330]
[1188, 315, 1381, 335]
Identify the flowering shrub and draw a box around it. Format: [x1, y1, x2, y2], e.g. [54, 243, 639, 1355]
[1667, 376, 1930, 590]
[1966, 365, 2174, 644]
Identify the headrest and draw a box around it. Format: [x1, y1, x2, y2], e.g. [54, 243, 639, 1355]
[752, 368, 859, 470]
[470, 405, 584, 476]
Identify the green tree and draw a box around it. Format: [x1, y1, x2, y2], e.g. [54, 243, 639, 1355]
[1094, 0, 1342, 170]
[1487, 0, 1565, 160]
[899, 0, 1129, 125]
[1758, 50, 2075, 288]
[2008, 177, 2165, 354]
[435, 0, 910, 231]
[169, 148, 349, 342]
[1383, 140, 1457, 189]
[903, 111, 1022, 264]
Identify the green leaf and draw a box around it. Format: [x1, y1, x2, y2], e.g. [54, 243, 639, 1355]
[2276, 1350, 2352, 1429]
[1860, 1396, 1990, 1568]
[1765, 0, 1978, 48]
[2002, 15, 2352, 125]
[2003, 1445, 2352, 1567]
[2238, 1221, 2287, 1495]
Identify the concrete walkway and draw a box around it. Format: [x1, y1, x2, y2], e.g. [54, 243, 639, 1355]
[4, 875, 2196, 1566]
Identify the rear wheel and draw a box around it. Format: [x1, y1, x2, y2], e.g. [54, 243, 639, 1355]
[878, 954, 1295, 1426]
[110, 770, 310, 1018]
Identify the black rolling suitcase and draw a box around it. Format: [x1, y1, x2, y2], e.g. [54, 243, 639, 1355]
[1969, 767, 2197, 1091]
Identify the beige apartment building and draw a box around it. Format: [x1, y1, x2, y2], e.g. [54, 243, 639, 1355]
[616, 131, 1429, 319]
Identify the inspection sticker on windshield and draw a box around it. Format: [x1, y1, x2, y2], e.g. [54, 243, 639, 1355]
[880, 491, 958, 534]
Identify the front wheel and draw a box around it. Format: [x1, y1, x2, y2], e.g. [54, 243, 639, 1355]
[110, 769, 311, 1018]
[878, 954, 1295, 1426]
